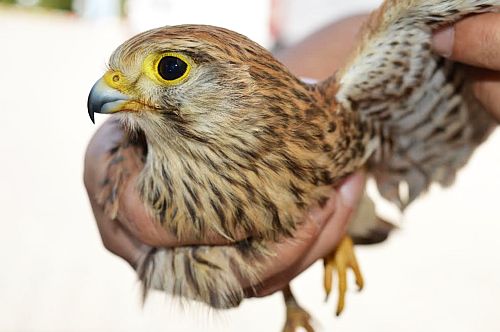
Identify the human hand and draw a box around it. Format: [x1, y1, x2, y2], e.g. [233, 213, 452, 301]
[84, 118, 366, 296]
[432, 13, 500, 122]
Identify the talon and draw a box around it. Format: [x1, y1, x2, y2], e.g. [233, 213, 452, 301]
[323, 236, 364, 316]
[323, 256, 334, 301]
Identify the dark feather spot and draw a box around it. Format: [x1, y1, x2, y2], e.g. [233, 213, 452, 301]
[322, 144, 333, 152]
[328, 122, 337, 133]
[184, 254, 200, 294]
[210, 198, 230, 234]
[318, 196, 328, 208]
[183, 180, 201, 208]
[262, 197, 281, 232]
[289, 181, 304, 200]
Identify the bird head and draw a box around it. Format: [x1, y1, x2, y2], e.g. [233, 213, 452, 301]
[88, 25, 302, 150]
[87, 25, 345, 245]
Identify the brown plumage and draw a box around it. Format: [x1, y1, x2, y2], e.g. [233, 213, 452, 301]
[87, 0, 497, 329]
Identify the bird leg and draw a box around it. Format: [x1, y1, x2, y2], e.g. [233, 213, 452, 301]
[282, 284, 314, 332]
[323, 236, 363, 316]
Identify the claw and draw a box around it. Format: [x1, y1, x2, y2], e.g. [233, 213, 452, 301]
[323, 236, 364, 316]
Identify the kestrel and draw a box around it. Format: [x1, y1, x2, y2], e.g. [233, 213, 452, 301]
[87, 0, 497, 330]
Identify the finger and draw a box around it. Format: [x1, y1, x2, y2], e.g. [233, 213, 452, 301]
[471, 69, 500, 122]
[295, 172, 365, 273]
[88, 192, 149, 268]
[85, 120, 149, 267]
[249, 172, 366, 297]
[432, 13, 500, 71]
[242, 189, 338, 295]
[251, 196, 350, 297]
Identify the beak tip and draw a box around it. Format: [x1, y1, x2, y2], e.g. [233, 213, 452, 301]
[88, 84, 96, 124]
[87, 100, 96, 124]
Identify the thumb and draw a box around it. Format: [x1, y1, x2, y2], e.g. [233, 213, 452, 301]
[432, 13, 500, 71]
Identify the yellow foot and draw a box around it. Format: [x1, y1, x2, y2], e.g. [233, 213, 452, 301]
[283, 304, 314, 332]
[323, 236, 364, 316]
[282, 285, 315, 332]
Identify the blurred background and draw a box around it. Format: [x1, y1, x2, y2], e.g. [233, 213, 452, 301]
[0, 0, 499, 331]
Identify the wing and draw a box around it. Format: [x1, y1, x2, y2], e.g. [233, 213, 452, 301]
[336, 0, 498, 209]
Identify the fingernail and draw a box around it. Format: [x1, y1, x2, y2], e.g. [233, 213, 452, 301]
[339, 172, 365, 209]
[432, 26, 454, 58]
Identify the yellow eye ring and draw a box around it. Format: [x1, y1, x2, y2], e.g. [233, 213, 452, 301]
[144, 52, 192, 86]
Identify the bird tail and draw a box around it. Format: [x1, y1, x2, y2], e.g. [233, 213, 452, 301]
[136, 241, 270, 309]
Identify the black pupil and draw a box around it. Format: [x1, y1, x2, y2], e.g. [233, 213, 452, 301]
[158, 56, 188, 81]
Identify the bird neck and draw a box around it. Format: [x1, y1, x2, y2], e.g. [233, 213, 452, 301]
[317, 74, 357, 111]
[315, 74, 374, 173]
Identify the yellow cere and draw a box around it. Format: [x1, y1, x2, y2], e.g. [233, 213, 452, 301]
[143, 52, 192, 86]
[103, 70, 129, 92]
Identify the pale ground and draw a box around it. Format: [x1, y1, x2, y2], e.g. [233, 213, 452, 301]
[0, 3, 499, 332]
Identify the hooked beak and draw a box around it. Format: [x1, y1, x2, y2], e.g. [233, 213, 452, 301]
[87, 77, 130, 124]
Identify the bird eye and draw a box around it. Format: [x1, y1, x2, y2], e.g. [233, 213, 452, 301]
[157, 55, 189, 82]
